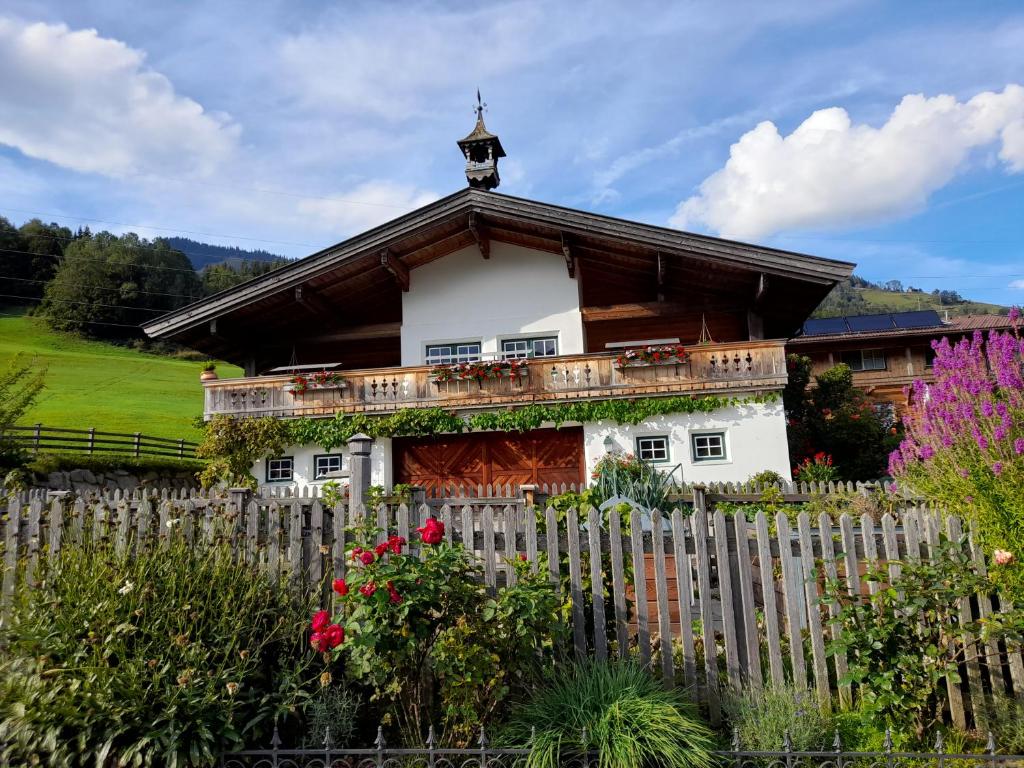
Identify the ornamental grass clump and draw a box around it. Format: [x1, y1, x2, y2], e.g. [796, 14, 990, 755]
[501, 662, 714, 768]
[0, 535, 312, 768]
[889, 310, 1024, 601]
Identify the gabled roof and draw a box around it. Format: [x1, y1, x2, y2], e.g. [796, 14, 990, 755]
[789, 312, 1014, 345]
[143, 188, 854, 357]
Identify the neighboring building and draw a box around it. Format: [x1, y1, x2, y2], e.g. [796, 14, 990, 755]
[144, 107, 853, 493]
[788, 309, 1015, 417]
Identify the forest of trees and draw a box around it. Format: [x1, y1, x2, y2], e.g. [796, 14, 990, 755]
[0, 216, 289, 340]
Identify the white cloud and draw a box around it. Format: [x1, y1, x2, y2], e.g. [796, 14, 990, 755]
[671, 85, 1024, 239]
[1010, 279, 1024, 290]
[296, 181, 440, 235]
[0, 18, 240, 178]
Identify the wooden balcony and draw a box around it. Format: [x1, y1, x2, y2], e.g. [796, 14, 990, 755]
[202, 339, 788, 420]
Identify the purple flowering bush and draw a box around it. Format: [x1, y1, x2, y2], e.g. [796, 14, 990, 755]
[889, 308, 1023, 601]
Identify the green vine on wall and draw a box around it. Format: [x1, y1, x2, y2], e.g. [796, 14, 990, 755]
[199, 393, 779, 482]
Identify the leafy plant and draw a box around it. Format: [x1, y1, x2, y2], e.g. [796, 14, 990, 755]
[501, 661, 714, 768]
[890, 311, 1024, 602]
[321, 518, 563, 746]
[195, 414, 292, 488]
[793, 452, 838, 483]
[202, 360, 217, 372]
[301, 685, 362, 748]
[979, 694, 1024, 754]
[0, 353, 47, 469]
[748, 469, 785, 487]
[724, 684, 833, 752]
[822, 535, 1024, 741]
[591, 451, 680, 513]
[0, 531, 313, 767]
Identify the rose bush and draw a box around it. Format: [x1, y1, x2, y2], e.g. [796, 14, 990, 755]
[312, 516, 563, 746]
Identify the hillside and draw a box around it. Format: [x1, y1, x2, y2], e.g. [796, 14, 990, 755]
[162, 236, 289, 271]
[812, 276, 1009, 318]
[0, 311, 240, 441]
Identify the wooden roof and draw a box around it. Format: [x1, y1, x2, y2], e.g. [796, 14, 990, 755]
[144, 188, 854, 361]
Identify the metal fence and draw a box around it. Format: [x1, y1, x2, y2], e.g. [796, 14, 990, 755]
[221, 726, 1024, 768]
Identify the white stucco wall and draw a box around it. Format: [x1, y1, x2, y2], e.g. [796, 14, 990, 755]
[400, 242, 584, 366]
[582, 400, 791, 484]
[252, 437, 392, 490]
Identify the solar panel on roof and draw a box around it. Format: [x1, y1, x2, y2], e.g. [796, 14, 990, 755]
[802, 317, 849, 336]
[891, 310, 943, 329]
[846, 314, 896, 332]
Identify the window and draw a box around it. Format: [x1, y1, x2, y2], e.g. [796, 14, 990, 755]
[873, 402, 897, 428]
[425, 342, 481, 365]
[501, 337, 558, 359]
[636, 435, 670, 462]
[691, 432, 727, 462]
[924, 345, 937, 368]
[840, 349, 886, 372]
[314, 454, 343, 480]
[266, 456, 294, 482]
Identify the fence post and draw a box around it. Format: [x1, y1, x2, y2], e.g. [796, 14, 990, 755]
[178, 438, 185, 458]
[229, 487, 252, 513]
[519, 483, 538, 508]
[88, 427, 95, 455]
[33, 423, 41, 453]
[133, 432, 141, 458]
[347, 433, 373, 512]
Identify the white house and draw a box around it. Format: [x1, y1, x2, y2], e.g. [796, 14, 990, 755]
[144, 109, 853, 497]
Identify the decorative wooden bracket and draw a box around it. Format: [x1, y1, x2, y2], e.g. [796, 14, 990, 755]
[753, 272, 768, 308]
[295, 285, 335, 319]
[468, 212, 489, 259]
[656, 252, 666, 302]
[380, 248, 410, 292]
[560, 232, 576, 279]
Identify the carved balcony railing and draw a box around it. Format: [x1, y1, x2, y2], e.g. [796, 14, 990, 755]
[202, 339, 788, 419]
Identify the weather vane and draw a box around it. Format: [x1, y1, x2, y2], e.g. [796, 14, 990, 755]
[475, 88, 487, 119]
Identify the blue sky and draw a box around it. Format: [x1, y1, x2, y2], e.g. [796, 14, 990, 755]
[1, 1, 1022, 304]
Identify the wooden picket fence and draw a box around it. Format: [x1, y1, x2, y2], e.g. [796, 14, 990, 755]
[1, 484, 1021, 731]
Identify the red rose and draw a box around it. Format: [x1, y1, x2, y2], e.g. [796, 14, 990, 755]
[360, 581, 377, 597]
[309, 632, 328, 652]
[389, 589, 403, 605]
[332, 578, 348, 596]
[325, 623, 344, 648]
[374, 542, 389, 557]
[388, 535, 405, 554]
[518, 552, 528, 561]
[360, 551, 375, 565]
[350, 547, 363, 561]
[311, 610, 330, 632]
[416, 517, 445, 545]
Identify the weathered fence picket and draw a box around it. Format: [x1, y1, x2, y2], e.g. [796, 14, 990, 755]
[1, 483, 1020, 731]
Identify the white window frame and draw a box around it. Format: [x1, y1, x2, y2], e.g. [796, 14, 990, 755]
[690, 431, 728, 463]
[313, 453, 344, 480]
[501, 336, 558, 360]
[636, 435, 670, 463]
[425, 341, 482, 365]
[266, 456, 294, 483]
[842, 349, 887, 372]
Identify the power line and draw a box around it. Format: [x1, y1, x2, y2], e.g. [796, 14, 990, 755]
[0, 311, 143, 329]
[0, 293, 173, 314]
[0, 205, 320, 248]
[0, 275, 203, 300]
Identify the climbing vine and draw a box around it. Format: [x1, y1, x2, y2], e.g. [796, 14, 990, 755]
[196, 393, 779, 485]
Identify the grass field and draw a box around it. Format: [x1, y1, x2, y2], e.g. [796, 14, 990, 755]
[856, 288, 1007, 316]
[0, 311, 240, 442]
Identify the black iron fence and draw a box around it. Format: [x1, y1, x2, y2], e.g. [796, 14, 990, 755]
[221, 726, 1024, 768]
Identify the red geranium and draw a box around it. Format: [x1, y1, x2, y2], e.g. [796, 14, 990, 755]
[311, 610, 330, 632]
[332, 578, 348, 596]
[417, 517, 444, 545]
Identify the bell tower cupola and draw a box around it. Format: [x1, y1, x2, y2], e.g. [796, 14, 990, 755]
[457, 90, 506, 190]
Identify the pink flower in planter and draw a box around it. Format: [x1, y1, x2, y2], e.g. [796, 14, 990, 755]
[994, 549, 1015, 566]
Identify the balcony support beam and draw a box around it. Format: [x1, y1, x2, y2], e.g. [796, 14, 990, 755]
[380, 248, 410, 292]
[657, 252, 666, 302]
[295, 285, 335, 320]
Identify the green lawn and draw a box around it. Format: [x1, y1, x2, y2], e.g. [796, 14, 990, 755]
[857, 288, 1007, 316]
[0, 311, 240, 442]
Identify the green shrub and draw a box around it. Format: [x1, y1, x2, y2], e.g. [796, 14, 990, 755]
[502, 661, 714, 768]
[301, 685, 362, 749]
[725, 684, 833, 752]
[980, 695, 1024, 754]
[0, 535, 313, 767]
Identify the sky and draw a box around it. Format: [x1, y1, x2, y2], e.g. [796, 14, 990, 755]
[1, 0, 1023, 305]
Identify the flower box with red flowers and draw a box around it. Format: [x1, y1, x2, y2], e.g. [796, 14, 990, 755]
[614, 345, 688, 369]
[430, 358, 529, 385]
[284, 371, 347, 396]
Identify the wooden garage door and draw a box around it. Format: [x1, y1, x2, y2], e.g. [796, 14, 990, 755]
[393, 428, 584, 494]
